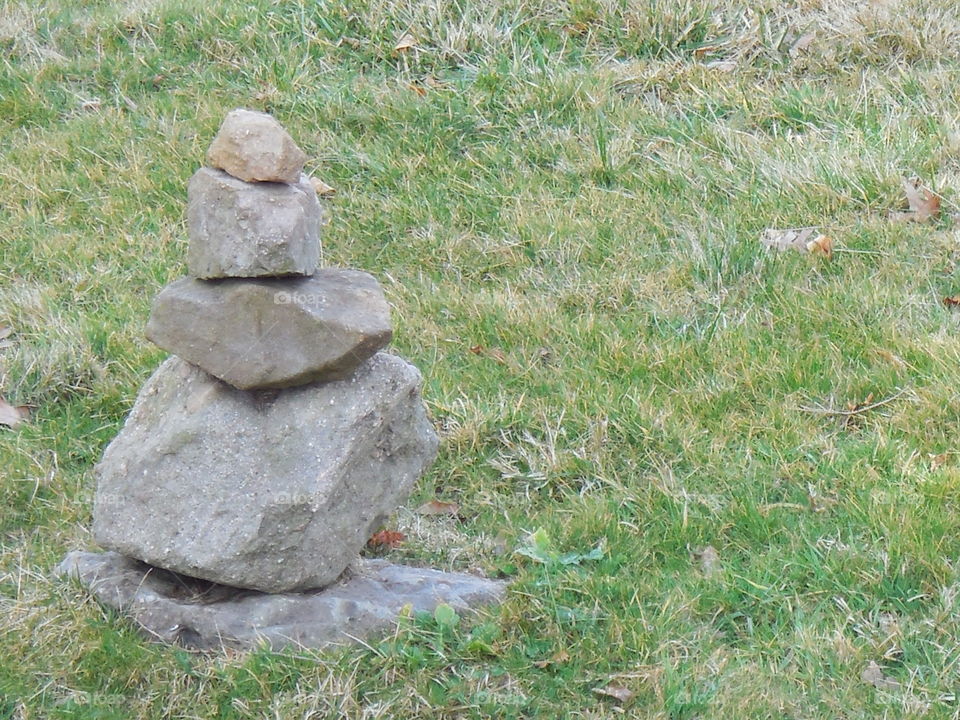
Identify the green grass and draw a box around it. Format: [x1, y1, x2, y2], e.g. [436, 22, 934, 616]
[5, 0, 960, 716]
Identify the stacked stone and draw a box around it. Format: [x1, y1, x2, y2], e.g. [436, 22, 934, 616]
[88, 110, 437, 594]
[149, 109, 392, 390]
[60, 110, 504, 650]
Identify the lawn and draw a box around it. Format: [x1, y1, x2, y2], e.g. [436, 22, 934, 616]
[4, 0, 960, 717]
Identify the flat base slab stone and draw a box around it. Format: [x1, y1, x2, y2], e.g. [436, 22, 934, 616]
[58, 551, 506, 651]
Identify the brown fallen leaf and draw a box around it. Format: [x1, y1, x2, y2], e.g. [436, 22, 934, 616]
[310, 177, 336, 197]
[468, 345, 507, 364]
[592, 684, 636, 705]
[860, 661, 900, 691]
[533, 649, 571, 668]
[874, 348, 906, 369]
[367, 529, 405, 549]
[394, 33, 418, 52]
[808, 233, 833, 259]
[416, 499, 460, 516]
[847, 392, 874, 412]
[944, 295, 960, 307]
[407, 82, 427, 97]
[841, 392, 877, 429]
[0, 397, 28, 428]
[891, 178, 940, 223]
[693, 545, 721, 577]
[931, 452, 950, 470]
[760, 227, 833, 258]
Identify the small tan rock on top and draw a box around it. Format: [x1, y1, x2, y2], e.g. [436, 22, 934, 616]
[207, 109, 307, 184]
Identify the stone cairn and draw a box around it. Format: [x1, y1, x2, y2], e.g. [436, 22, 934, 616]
[60, 109, 504, 650]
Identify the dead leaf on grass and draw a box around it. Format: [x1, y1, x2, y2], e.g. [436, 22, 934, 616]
[891, 178, 940, 223]
[367, 529, 405, 549]
[860, 661, 900, 691]
[808, 233, 833, 258]
[760, 227, 833, 258]
[416, 499, 460, 516]
[0, 397, 29, 428]
[468, 345, 507, 364]
[930, 453, 951, 470]
[874, 349, 906, 369]
[592, 684, 636, 705]
[310, 177, 336, 197]
[847, 392, 874, 413]
[564, 21, 590, 36]
[488, 348, 507, 365]
[533, 649, 571, 669]
[394, 33, 418, 52]
[944, 295, 960, 307]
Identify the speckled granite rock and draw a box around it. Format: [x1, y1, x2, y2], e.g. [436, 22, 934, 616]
[186, 167, 320, 279]
[206, 109, 306, 184]
[145, 269, 392, 390]
[92, 353, 437, 592]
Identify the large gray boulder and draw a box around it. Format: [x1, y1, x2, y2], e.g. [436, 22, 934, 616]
[187, 167, 320, 279]
[58, 551, 506, 651]
[145, 269, 392, 390]
[92, 353, 438, 592]
[206, 108, 307, 184]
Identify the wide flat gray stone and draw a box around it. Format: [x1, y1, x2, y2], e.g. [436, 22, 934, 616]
[145, 269, 392, 390]
[58, 551, 506, 651]
[187, 167, 320, 279]
[207, 109, 307, 184]
[93, 353, 437, 592]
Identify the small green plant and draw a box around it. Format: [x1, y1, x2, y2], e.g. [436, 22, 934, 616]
[515, 527, 605, 566]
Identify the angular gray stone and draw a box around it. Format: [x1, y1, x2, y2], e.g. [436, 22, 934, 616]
[58, 551, 506, 650]
[206, 109, 307, 184]
[187, 167, 320, 279]
[145, 269, 392, 390]
[92, 353, 438, 592]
